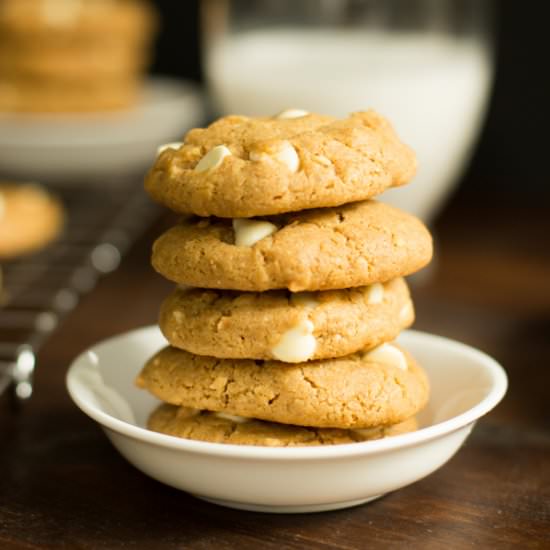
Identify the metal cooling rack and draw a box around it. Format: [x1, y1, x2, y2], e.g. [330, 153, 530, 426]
[0, 182, 160, 404]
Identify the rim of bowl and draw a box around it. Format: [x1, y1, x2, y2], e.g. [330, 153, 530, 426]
[66, 328, 507, 461]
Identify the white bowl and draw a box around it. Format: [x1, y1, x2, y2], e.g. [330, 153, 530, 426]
[0, 77, 203, 183]
[66, 326, 507, 513]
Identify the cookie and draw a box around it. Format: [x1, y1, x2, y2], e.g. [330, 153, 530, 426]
[159, 278, 414, 362]
[0, 183, 63, 258]
[0, 76, 140, 112]
[136, 344, 429, 429]
[145, 110, 416, 217]
[152, 200, 432, 292]
[0, 0, 156, 113]
[148, 404, 418, 447]
[0, 40, 147, 81]
[0, 0, 156, 42]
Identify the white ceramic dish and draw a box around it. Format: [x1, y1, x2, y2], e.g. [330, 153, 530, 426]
[0, 78, 203, 182]
[66, 326, 507, 514]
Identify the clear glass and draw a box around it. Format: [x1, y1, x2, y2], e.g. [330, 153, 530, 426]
[201, 0, 494, 222]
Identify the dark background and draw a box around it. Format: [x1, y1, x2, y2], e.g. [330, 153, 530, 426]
[148, 0, 550, 201]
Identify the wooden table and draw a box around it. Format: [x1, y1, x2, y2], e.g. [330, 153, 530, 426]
[1, 189, 549, 549]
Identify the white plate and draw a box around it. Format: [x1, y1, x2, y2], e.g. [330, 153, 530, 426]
[66, 326, 507, 514]
[0, 78, 204, 182]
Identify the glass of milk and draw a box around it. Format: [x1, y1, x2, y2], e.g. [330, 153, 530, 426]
[201, 0, 494, 222]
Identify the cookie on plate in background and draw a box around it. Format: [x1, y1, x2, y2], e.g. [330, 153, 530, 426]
[0, 0, 157, 112]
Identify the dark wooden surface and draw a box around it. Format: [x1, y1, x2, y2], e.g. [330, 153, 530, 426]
[1, 189, 549, 549]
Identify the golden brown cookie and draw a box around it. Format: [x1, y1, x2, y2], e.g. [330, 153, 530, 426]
[0, 0, 156, 113]
[159, 278, 414, 362]
[136, 344, 429, 429]
[0, 76, 140, 113]
[0, 0, 156, 42]
[148, 404, 418, 447]
[0, 40, 147, 81]
[0, 183, 63, 258]
[152, 200, 432, 292]
[145, 110, 416, 217]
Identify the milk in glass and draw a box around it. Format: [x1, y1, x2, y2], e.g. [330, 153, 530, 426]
[206, 30, 492, 221]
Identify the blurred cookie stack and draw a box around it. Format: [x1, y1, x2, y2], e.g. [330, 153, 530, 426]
[0, 0, 156, 112]
[137, 110, 433, 447]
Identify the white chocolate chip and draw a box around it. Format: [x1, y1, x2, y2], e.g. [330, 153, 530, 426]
[41, 0, 82, 26]
[275, 143, 300, 172]
[366, 283, 384, 305]
[249, 141, 300, 173]
[364, 343, 407, 371]
[313, 154, 332, 167]
[290, 292, 319, 310]
[157, 142, 183, 155]
[276, 108, 309, 119]
[213, 412, 250, 424]
[271, 319, 317, 363]
[399, 301, 414, 323]
[195, 145, 232, 173]
[232, 219, 277, 247]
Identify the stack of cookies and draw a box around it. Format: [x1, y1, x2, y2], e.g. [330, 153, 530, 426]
[137, 110, 433, 447]
[0, 0, 156, 113]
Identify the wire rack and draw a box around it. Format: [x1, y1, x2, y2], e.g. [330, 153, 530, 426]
[0, 181, 160, 404]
